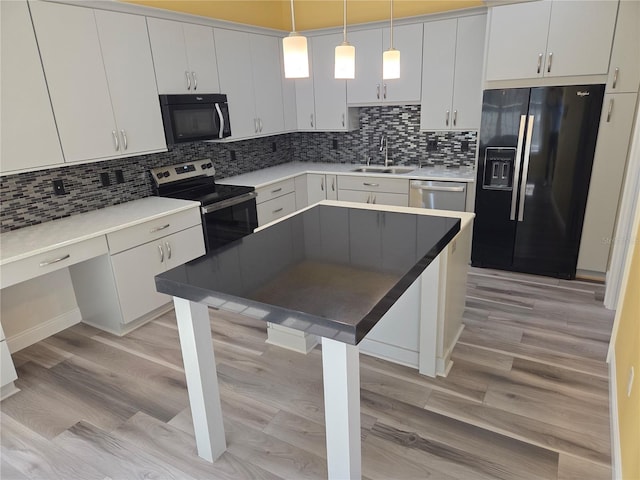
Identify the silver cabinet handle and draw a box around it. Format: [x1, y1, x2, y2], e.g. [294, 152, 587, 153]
[271, 187, 282, 194]
[518, 115, 535, 222]
[112, 130, 119, 151]
[366, 194, 371, 204]
[341, 113, 345, 127]
[363, 182, 379, 187]
[537, 53, 543, 74]
[273, 207, 284, 213]
[607, 98, 614, 122]
[158, 244, 164, 263]
[321, 177, 324, 191]
[383, 84, 387, 100]
[150, 223, 170, 233]
[259, 118, 263, 132]
[371, 195, 376, 204]
[331, 177, 335, 191]
[165, 241, 172, 260]
[192, 71, 197, 91]
[445, 111, 450, 127]
[612, 67, 619, 89]
[510, 115, 527, 221]
[254, 118, 258, 133]
[39, 254, 70, 267]
[310, 113, 314, 128]
[547, 52, 553, 73]
[376, 84, 380, 99]
[120, 130, 127, 151]
[185, 71, 191, 90]
[453, 110, 457, 127]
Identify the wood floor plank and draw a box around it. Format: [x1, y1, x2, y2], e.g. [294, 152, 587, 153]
[11, 343, 72, 369]
[451, 342, 514, 372]
[557, 452, 612, 480]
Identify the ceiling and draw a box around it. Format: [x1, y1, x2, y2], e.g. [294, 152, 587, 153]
[120, 0, 484, 31]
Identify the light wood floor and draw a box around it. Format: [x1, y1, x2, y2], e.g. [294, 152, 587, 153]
[1, 267, 615, 479]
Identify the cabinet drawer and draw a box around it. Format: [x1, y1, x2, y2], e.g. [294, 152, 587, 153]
[107, 207, 201, 254]
[337, 175, 409, 194]
[256, 178, 295, 204]
[337, 190, 408, 207]
[1, 235, 108, 289]
[257, 192, 296, 226]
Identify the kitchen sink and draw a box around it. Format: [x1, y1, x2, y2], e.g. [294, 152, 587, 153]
[351, 166, 415, 174]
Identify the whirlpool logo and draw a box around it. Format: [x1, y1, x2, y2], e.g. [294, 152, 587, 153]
[577, 91, 590, 97]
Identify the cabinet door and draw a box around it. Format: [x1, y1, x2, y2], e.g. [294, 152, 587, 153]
[95, 10, 166, 155]
[608, 0, 639, 93]
[420, 19, 456, 131]
[146, 18, 190, 94]
[312, 34, 348, 131]
[382, 24, 423, 104]
[337, 189, 371, 204]
[250, 34, 285, 135]
[280, 45, 298, 131]
[215, 29, 257, 139]
[1, 0, 64, 173]
[451, 15, 486, 131]
[29, 1, 117, 163]
[347, 29, 382, 104]
[307, 174, 327, 205]
[326, 174, 338, 201]
[545, 1, 617, 78]
[111, 240, 169, 324]
[295, 38, 316, 131]
[485, 1, 551, 81]
[183, 23, 220, 93]
[164, 225, 206, 269]
[578, 92, 637, 273]
[370, 192, 408, 207]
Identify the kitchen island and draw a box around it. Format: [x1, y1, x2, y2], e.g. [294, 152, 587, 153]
[155, 201, 472, 478]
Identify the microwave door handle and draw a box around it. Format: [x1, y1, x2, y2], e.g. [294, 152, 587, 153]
[215, 103, 224, 139]
[510, 115, 527, 221]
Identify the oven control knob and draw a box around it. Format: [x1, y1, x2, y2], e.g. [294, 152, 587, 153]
[206, 163, 213, 169]
[163, 171, 170, 177]
[156, 173, 163, 179]
[201, 164, 207, 170]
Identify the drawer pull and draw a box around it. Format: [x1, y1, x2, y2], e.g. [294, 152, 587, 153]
[363, 182, 379, 187]
[271, 187, 283, 194]
[165, 241, 172, 260]
[39, 254, 70, 267]
[150, 224, 170, 233]
[158, 244, 164, 263]
[612, 67, 619, 89]
[273, 207, 284, 213]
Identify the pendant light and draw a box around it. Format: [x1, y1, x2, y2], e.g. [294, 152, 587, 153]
[334, 0, 355, 79]
[283, 0, 309, 78]
[382, 0, 400, 79]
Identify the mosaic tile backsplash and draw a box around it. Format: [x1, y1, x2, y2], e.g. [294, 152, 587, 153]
[1, 105, 476, 232]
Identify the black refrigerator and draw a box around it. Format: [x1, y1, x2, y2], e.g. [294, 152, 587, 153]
[471, 85, 604, 279]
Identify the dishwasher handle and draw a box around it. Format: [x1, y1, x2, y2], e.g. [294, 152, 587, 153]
[410, 183, 465, 193]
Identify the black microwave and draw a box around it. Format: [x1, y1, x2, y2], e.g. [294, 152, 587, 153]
[159, 94, 231, 144]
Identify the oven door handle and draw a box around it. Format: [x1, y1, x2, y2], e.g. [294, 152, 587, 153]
[201, 191, 257, 214]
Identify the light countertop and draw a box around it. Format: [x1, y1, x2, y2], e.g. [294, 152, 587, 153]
[0, 197, 200, 265]
[218, 162, 476, 188]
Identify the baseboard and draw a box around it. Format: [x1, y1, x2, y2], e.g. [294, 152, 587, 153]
[608, 352, 623, 480]
[83, 302, 173, 337]
[436, 324, 465, 377]
[6, 308, 82, 353]
[0, 382, 20, 401]
[359, 338, 419, 370]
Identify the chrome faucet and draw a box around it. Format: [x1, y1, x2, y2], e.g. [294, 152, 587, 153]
[380, 135, 392, 167]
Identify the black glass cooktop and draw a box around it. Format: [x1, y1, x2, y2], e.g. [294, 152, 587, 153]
[157, 176, 254, 206]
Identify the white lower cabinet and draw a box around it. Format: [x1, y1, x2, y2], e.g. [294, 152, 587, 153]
[337, 189, 408, 207]
[336, 175, 409, 207]
[0, 324, 18, 400]
[307, 173, 338, 205]
[257, 193, 297, 226]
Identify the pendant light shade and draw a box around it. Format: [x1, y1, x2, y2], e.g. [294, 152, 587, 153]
[283, 0, 309, 78]
[383, 0, 400, 79]
[334, 0, 355, 79]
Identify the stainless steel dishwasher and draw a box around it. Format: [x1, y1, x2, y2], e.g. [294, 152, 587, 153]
[409, 180, 467, 211]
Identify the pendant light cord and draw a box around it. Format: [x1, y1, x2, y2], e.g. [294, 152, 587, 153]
[343, 0, 347, 42]
[290, 0, 296, 32]
[389, 0, 394, 49]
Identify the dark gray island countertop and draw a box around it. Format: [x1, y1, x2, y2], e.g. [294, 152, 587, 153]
[156, 202, 460, 344]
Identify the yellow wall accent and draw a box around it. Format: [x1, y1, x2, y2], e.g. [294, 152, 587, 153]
[614, 191, 640, 480]
[120, 0, 483, 31]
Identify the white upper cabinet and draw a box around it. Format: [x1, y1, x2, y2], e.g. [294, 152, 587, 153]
[347, 24, 423, 105]
[215, 29, 285, 139]
[311, 33, 358, 131]
[295, 37, 317, 131]
[485, 0, 618, 82]
[147, 18, 219, 94]
[1, 0, 64, 174]
[607, 0, 640, 93]
[421, 15, 486, 131]
[30, 1, 165, 163]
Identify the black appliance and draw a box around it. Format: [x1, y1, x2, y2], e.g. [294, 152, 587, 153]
[152, 159, 257, 252]
[472, 85, 605, 279]
[159, 94, 231, 144]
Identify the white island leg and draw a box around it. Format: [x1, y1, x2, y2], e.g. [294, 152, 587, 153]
[173, 297, 226, 462]
[321, 337, 362, 480]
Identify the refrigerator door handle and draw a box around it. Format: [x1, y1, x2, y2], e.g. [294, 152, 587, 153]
[510, 115, 527, 220]
[518, 115, 535, 222]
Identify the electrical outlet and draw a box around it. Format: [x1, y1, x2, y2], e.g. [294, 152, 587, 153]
[100, 172, 111, 187]
[115, 169, 125, 184]
[272, 142, 277, 152]
[461, 141, 469, 152]
[230, 150, 237, 161]
[52, 179, 67, 195]
[628, 366, 635, 397]
[332, 139, 338, 150]
[427, 140, 438, 151]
